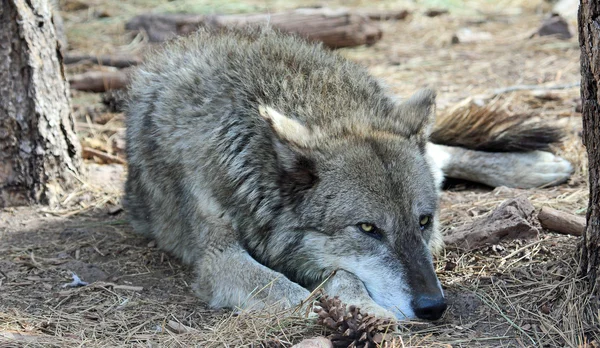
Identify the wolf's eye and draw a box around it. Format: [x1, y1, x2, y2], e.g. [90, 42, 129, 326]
[359, 223, 374, 232]
[357, 223, 382, 240]
[419, 215, 432, 230]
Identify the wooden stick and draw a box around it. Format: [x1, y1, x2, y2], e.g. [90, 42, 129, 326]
[69, 70, 130, 92]
[94, 282, 144, 292]
[492, 82, 580, 95]
[64, 53, 142, 68]
[125, 8, 383, 48]
[166, 320, 193, 334]
[424, 9, 449, 17]
[82, 147, 126, 165]
[111, 284, 144, 292]
[538, 206, 586, 236]
[358, 9, 409, 21]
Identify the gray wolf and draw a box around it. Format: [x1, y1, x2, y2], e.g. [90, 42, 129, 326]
[124, 27, 572, 321]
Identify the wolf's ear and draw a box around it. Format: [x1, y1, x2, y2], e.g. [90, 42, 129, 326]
[395, 88, 436, 140]
[259, 105, 319, 197]
[259, 105, 313, 147]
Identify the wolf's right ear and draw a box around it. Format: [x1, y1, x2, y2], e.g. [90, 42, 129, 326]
[259, 105, 314, 147]
[394, 88, 437, 141]
[259, 105, 319, 197]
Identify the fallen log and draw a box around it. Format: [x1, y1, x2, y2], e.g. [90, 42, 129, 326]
[357, 9, 409, 21]
[538, 206, 585, 236]
[424, 9, 449, 17]
[69, 70, 130, 92]
[64, 53, 142, 68]
[125, 8, 383, 48]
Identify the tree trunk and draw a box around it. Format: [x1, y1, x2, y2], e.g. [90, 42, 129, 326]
[0, 0, 81, 207]
[578, 0, 600, 298]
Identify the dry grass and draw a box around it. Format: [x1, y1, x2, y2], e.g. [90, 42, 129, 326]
[1, 0, 597, 347]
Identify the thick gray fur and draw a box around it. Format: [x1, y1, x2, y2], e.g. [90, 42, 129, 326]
[125, 27, 571, 320]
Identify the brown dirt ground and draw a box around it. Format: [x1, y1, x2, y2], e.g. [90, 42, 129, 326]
[1, 0, 598, 347]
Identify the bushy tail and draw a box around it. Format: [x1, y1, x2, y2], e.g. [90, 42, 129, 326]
[430, 98, 564, 152]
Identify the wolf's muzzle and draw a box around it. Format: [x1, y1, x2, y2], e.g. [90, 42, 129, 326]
[412, 295, 447, 320]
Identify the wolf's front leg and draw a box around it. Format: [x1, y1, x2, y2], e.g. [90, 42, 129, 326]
[426, 143, 573, 188]
[322, 270, 396, 320]
[193, 240, 310, 312]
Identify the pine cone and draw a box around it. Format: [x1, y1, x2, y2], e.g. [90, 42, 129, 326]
[314, 296, 396, 348]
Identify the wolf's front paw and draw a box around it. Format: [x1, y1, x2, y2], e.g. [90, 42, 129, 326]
[263, 282, 312, 310]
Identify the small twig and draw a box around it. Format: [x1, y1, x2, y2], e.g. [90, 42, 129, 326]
[472, 289, 537, 345]
[82, 147, 126, 164]
[29, 252, 43, 269]
[166, 319, 195, 334]
[110, 284, 144, 292]
[293, 269, 337, 316]
[444, 336, 511, 344]
[499, 238, 546, 265]
[93, 245, 106, 257]
[94, 282, 144, 292]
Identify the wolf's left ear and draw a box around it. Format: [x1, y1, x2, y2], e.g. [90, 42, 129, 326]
[394, 88, 437, 141]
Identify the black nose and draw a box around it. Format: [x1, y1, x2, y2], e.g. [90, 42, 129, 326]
[413, 295, 447, 320]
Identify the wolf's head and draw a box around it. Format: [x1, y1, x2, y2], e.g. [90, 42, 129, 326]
[260, 89, 446, 320]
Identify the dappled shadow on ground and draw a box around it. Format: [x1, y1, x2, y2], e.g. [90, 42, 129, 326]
[1, 203, 594, 347]
[0, 207, 225, 346]
[0, 205, 485, 346]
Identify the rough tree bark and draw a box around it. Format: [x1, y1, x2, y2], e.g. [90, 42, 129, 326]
[0, 0, 81, 207]
[578, 0, 600, 298]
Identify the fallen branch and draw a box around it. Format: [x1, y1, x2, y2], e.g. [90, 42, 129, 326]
[357, 8, 409, 21]
[64, 53, 142, 68]
[538, 206, 585, 236]
[424, 9, 449, 17]
[492, 82, 580, 95]
[94, 282, 144, 292]
[166, 320, 194, 334]
[125, 8, 382, 48]
[0, 331, 44, 343]
[82, 147, 126, 165]
[69, 70, 130, 92]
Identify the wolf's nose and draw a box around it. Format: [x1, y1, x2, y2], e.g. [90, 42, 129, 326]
[413, 295, 447, 320]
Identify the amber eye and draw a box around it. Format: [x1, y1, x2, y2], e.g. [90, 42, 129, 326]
[419, 215, 432, 230]
[357, 223, 382, 240]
